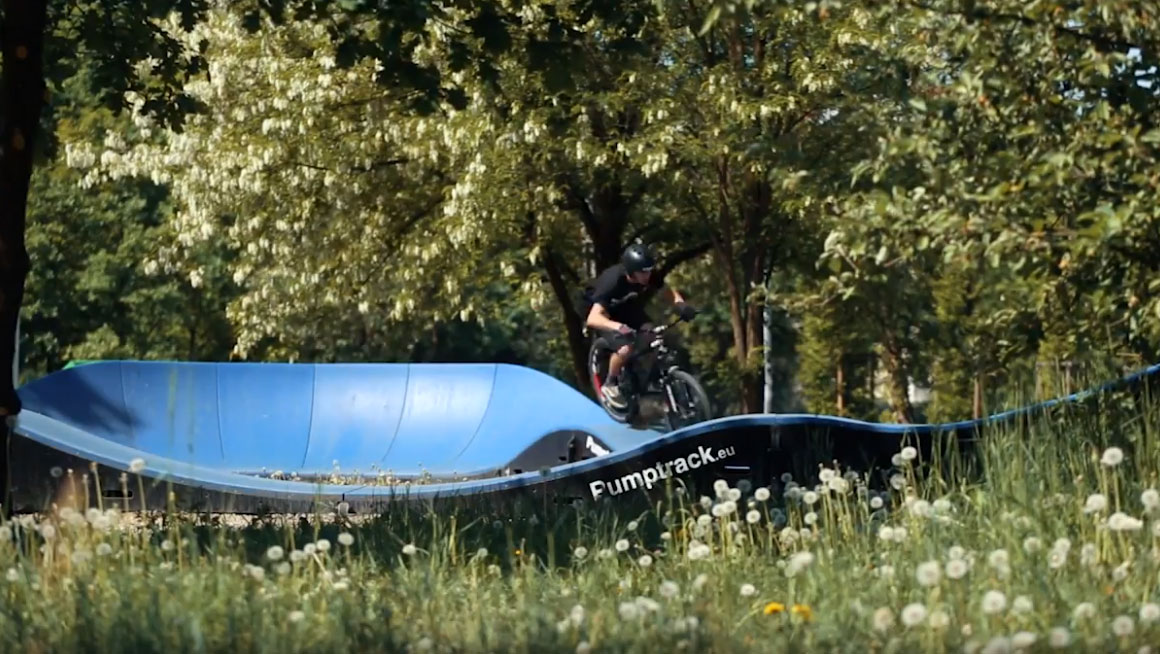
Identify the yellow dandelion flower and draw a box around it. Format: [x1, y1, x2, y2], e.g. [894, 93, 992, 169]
[792, 604, 813, 622]
[764, 602, 786, 615]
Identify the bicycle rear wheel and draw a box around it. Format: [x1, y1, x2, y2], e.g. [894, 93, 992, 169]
[664, 369, 712, 430]
[588, 337, 638, 423]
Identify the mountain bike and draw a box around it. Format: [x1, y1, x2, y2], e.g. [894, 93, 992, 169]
[587, 313, 713, 431]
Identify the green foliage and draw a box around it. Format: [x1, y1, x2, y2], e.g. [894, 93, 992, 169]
[29, 0, 1160, 416]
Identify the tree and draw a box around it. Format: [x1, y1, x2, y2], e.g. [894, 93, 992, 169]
[620, 0, 901, 412]
[6, 0, 673, 413]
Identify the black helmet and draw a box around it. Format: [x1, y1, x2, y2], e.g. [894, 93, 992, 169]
[621, 243, 656, 274]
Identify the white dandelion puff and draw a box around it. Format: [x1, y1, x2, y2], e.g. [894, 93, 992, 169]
[1112, 615, 1135, 636]
[1108, 512, 1144, 531]
[739, 583, 757, 597]
[1012, 596, 1034, 614]
[1084, 493, 1109, 513]
[1073, 602, 1097, 620]
[916, 560, 941, 586]
[1011, 632, 1036, 649]
[1100, 446, 1124, 467]
[338, 532, 354, 547]
[901, 603, 928, 627]
[981, 590, 1007, 615]
[1048, 627, 1071, 648]
[872, 607, 894, 632]
[1141, 489, 1160, 512]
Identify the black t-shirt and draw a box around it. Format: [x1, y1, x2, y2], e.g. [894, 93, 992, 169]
[587, 263, 664, 318]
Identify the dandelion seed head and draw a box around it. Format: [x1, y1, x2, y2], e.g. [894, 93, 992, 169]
[1048, 627, 1070, 648]
[1013, 596, 1033, 614]
[615, 539, 630, 552]
[870, 496, 884, 509]
[1140, 603, 1160, 623]
[338, 532, 354, 546]
[1113, 615, 1135, 636]
[266, 546, 284, 561]
[1073, 602, 1096, 620]
[288, 610, 305, 623]
[916, 560, 941, 586]
[638, 554, 653, 567]
[1011, 631, 1036, 649]
[981, 590, 1007, 615]
[872, 607, 894, 632]
[1108, 512, 1144, 531]
[1085, 493, 1109, 513]
[929, 609, 950, 629]
[987, 549, 1009, 569]
[618, 601, 641, 620]
[402, 543, 417, 556]
[1023, 537, 1042, 554]
[1100, 446, 1124, 466]
[739, 583, 757, 597]
[901, 602, 928, 627]
[754, 487, 770, 501]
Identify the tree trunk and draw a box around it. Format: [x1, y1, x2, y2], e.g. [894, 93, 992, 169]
[972, 373, 983, 419]
[879, 340, 913, 423]
[0, 0, 47, 416]
[543, 249, 590, 392]
[835, 356, 846, 415]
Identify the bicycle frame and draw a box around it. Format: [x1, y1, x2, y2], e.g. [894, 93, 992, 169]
[615, 318, 685, 395]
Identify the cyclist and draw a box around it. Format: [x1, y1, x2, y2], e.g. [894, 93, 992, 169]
[583, 243, 697, 409]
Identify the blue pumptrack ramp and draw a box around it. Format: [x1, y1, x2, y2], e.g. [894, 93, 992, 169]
[4, 359, 1159, 514]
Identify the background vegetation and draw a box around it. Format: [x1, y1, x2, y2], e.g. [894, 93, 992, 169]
[17, 0, 1160, 422]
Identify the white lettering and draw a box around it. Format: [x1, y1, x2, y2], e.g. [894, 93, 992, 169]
[587, 444, 738, 499]
[586, 435, 611, 457]
[589, 480, 606, 499]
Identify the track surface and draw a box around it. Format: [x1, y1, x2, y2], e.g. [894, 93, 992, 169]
[6, 360, 1159, 514]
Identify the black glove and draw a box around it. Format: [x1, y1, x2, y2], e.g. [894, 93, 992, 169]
[613, 323, 636, 345]
[676, 302, 698, 321]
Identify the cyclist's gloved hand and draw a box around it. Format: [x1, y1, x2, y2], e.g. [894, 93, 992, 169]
[615, 323, 635, 345]
[676, 302, 698, 321]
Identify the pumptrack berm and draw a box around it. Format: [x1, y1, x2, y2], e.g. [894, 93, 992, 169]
[2, 359, 1158, 515]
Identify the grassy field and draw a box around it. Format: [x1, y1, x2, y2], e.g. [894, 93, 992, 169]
[3, 393, 1160, 653]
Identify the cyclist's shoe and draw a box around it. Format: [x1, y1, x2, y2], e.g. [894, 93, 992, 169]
[601, 382, 628, 409]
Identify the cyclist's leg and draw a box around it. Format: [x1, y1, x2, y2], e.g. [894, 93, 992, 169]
[606, 308, 648, 384]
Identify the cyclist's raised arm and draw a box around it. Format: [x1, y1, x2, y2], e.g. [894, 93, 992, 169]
[586, 302, 624, 332]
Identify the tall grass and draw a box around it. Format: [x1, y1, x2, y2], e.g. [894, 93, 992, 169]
[3, 390, 1160, 652]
